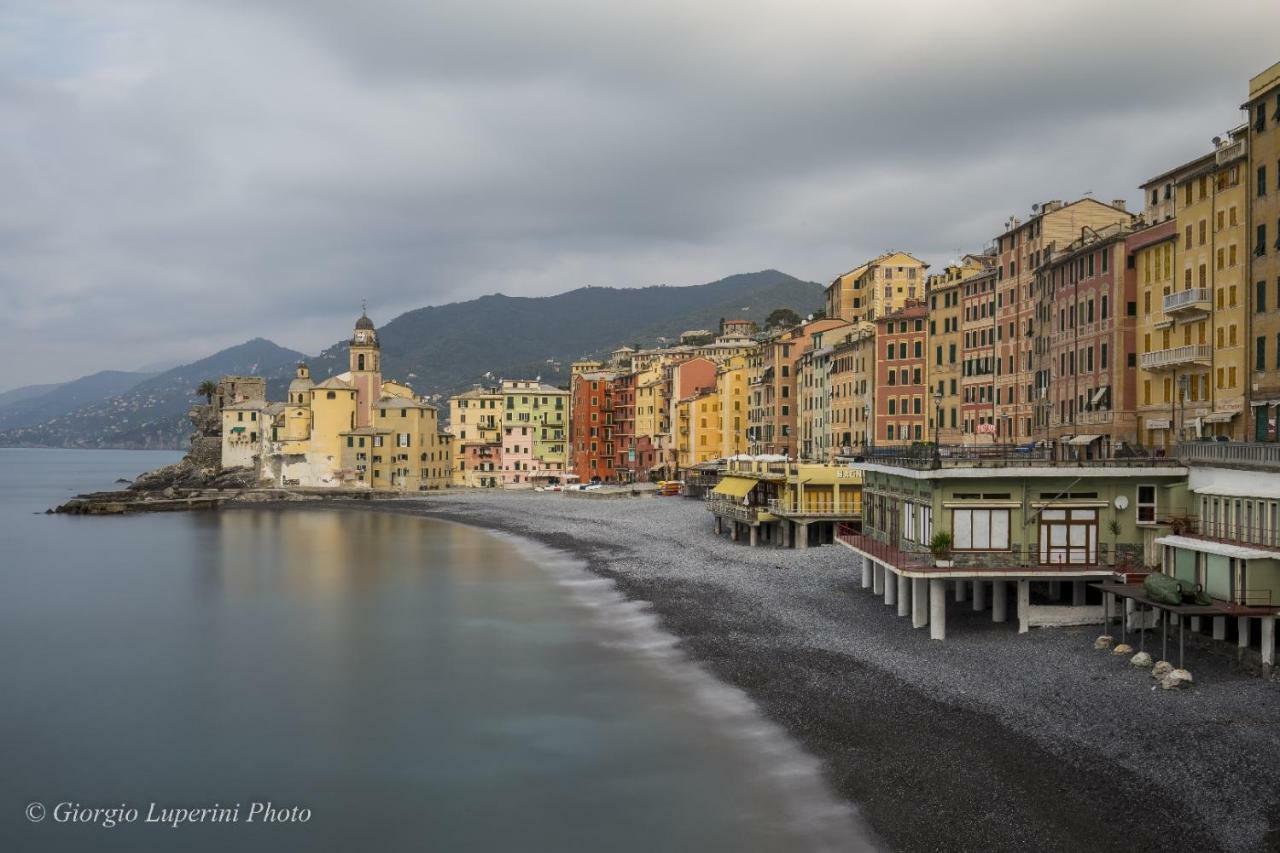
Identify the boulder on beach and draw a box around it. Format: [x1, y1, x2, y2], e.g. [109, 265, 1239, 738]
[1130, 651, 1153, 668]
[1160, 669, 1194, 690]
[1112, 643, 1134, 656]
[1151, 661, 1173, 679]
[1094, 635, 1114, 650]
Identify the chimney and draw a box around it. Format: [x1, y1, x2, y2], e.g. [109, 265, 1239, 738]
[1112, 199, 1126, 211]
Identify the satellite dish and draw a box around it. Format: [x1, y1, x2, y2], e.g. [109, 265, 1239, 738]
[1114, 495, 1129, 510]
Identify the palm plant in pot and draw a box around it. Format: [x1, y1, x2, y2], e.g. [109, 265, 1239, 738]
[929, 531, 954, 568]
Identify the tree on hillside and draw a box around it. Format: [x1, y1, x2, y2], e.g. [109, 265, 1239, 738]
[809, 308, 827, 320]
[196, 380, 217, 404]
[765, 308, 802, 329]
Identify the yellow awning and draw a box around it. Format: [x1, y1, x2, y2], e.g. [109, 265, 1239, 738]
[713, 476, 758, 498]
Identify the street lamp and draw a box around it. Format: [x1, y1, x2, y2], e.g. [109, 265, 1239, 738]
[932, 387, 944, 468]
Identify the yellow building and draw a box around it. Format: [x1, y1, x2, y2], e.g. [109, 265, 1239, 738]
[827, 323, 876, 455]
[926, 254, 991, 444]
[248, 312, 452, 490]
[716, 354, 750, 460]
[1246, 61, 1280, 437]
[1136, 129, 1249, 443]
[1132, 221, 1180, 448]
[824, 251, 929, 323]
[675, 389, 721, 472]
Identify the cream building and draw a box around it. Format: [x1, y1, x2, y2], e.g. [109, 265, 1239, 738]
[243, 312, 452, 491]
[825, 251, 929, 324]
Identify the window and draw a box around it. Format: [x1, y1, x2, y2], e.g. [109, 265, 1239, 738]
[1137, 485, 1157, 524]
[952, 508, 1010, 551]
[1260, 280, 1268, 313]
[1258, 337, 1267, 372]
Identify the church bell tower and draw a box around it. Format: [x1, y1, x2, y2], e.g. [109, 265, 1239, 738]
[350, 305, 381, 428]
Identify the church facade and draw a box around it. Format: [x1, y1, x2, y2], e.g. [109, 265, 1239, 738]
[224, 311, 452, 491]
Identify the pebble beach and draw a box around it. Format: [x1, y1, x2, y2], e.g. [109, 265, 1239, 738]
[338, 490, 1280, 853]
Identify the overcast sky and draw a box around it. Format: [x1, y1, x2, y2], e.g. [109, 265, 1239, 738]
[3, 1, 1279, 389]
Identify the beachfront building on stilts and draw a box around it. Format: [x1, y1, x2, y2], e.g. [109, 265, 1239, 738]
[1138, 440, 1280, 666]
[836, 442, 1188, 640]
[705, 456, 863, 549]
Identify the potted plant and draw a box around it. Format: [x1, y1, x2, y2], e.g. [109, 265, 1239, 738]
[929, 531, 954, 568]
[1108, 519, 1122, 566]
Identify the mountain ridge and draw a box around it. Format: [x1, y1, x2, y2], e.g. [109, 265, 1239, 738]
[0, 270, 823, 449]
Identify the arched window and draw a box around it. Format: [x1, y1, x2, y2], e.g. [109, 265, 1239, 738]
[358, 354, 365, 371]
[326, 391, 336, 400]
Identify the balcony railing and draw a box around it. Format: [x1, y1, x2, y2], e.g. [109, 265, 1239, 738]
[1163, 287, 1211, 314]
[769, 499, 862, 518]
[858, 442, 1171, 470]
[705, 496, 764, 522]
[1140, 344, 1212, 371]
[1176, 441, 1280, 470]
[1176, 517, 1280, 551]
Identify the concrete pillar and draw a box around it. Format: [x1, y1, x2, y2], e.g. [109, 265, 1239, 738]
[730, 522, 739, 542]
[992, 580, 1008, 623]
[780, 522, 790, 548]
[1213, 616, 1226, 641]
[884, 571, 897, 607]
[1263, 617, 1276, 666]
[1238, 616, 1251, 649]
[749, 525, 759, 548]
[861, 558, 872, 589]
[1190, 616, 1201, 632]
[797, 523, 809, 551]
[912, 577, 928, 628]
[954, 580, 967, 602]
[714, 517, 722, 535]
[972, 580, 987, 612]
[929, 579, 947, 641]
[1017, 579, 1031, 634]
[1072, 580, 1086, 607]
[1125, 598, 1136, 630]
[873, 562, 885, 596]
[896, 574, 910, 618]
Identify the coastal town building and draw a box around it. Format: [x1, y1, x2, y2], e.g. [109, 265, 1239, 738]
[1245, 61, 1280, 438]
[839, 443, 1187, 640]
[1034, 220, 1139, 447]
[501, 379, 569, 487]
[229, 312, 452, 491]
[960, 263, 998, 440]
[825, 251, 929, 324]
[448, 386, 503, 487]
[827, 323, 876, 455]
[747, 319, 845, 457]
[1130, 220, 1180, 448]
[873, 303, 929, 446]
[570, 370, 617, 483]
[991, 198, 1132, 443]
[927, 255, 989, 444]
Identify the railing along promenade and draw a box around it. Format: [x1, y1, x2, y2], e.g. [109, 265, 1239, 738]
[858, 442, 1173, 470]
[1175, 441, 1280, 470]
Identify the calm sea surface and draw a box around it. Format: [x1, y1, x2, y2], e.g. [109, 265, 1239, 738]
[0, 448, 869, 852]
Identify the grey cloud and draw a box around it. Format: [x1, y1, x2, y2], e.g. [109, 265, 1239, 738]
[1, 0, 1277, 387]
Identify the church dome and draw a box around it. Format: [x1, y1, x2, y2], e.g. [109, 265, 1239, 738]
[355, 312, 375, 331]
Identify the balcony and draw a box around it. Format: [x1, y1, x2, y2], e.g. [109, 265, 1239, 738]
[1162, 288, 1211, 315]
[860, 442, 1173, 470]
[1175, 516, 1280, 558]
[1177, 441, 1280, 471]
[705, 496, 766, 523]
[1140, 344, 1212, 371]
[768, 499, 862, 519]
